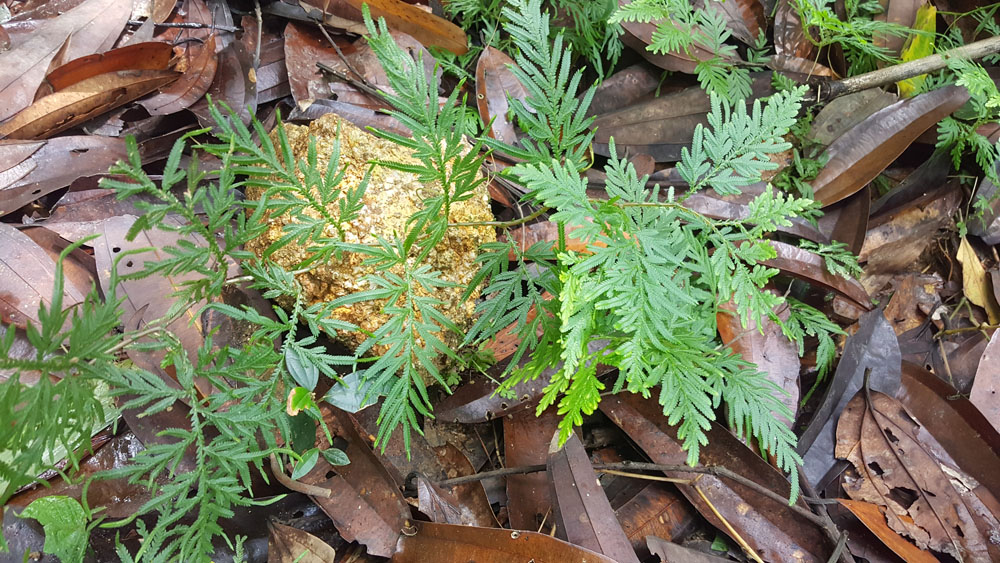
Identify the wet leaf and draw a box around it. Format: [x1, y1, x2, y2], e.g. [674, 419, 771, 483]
[969, 330, 1000, 434]
[475, 47, 527, 145]
[810, 85, 969, 206]
[547, 432, 640, 562]
[0, 0, 130, 121]
[0, 69, 180, 140]
[956, 237, 1000, 324]
[797, 309, 901, 488]
[267, 521, 337, 563]
[835, 390, 1000, 560]
[601, 393, 832, 562]
[392, 521, 619, 563]
[140, 34, 218, 115]
[836, 499, 938, 562]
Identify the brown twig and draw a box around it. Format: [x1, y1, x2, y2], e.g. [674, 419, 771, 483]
[821, 34, 1000, 100]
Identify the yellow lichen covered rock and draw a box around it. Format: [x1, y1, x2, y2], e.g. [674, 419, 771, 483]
[245, 113, 496, 370]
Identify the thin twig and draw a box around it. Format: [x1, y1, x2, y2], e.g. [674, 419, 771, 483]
[316, 23, 367, 86]
[269, 454, 333, 498]
[127, 20, 241, 33]
[597, 468, 690, 484]
[821, 34, 1000, 100]
[252, 0, 263, 69]
[316, 61, 395, 105]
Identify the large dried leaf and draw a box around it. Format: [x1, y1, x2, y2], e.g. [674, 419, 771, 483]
[808, 89, 899, 148]
[267, 521, 337, 563]
[0, 69, 180, 140]
[298, 405, 411, 558]
[701, 0, 765, 46]
[773, 0, 816, 59]
[613, 483, 696, 557]
[718, 294, 799, 427]
[0, 0, 130, 121]
[816, 184, 869, 254]
[547, 433, 640, 562]
[0, 223, 85, 329]
[475, 47, 527, 145]
[617, 0, 730, 74]
[587, 64, 660, 117]
[969, 330, 1000, 434]
[140, 34, 218, 115]
[41, 41, 174, 94]
[504, 408, 558, 530]
[835, 390, 1000, 560]
[836, 499, 938, 562]
[798, 309, 901, 487]
[810, 85, 969, 206]
[646, 536, 732, 562]
[392, 521, 618, 563]
[282, 22, 364, 107]
[601, 393, 832, 562]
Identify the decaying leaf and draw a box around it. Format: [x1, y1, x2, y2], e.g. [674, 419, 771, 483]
[836, 499, 938, 562]
[835, 390, 1000, 560]
[475, 47, 527, 145]
[968, 331, 1000, 435]
[267, 521, 338, 563]
[41, 41, 174, 95]
[0, 223, 85, 329]
[140, 34, 218, 115]
[504, 408, 557, 531]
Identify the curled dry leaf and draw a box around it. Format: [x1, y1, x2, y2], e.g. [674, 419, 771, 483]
[475, 47, 527, 145]
[267, 521, 337, 563]
[393, 521, 618, 563]
[140, 34, 218, 115]
[601, 392, 832, 562]
[835, 390, 1000, 560]
[0, 0, 129, 120]
[0, 223, 85, 329]
[763, 241, 871, 309]
[898, 361, 1000, 505]
[0, 69, 180, 140]
[546, 432, 640, 563]
[810, 85, 969, 206]
[41, 41, 174, 95]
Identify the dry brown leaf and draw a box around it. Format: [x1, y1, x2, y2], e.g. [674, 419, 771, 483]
[0, 69, 180, 140]
[956, 237, 1000, 324]
[266, 522, 337, 563]
[475, 47, 527, 145]
[969, 330, 1000, 434]
[0, 222, 85, 329]
[335, 0, 467, 54]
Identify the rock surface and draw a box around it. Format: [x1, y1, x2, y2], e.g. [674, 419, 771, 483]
[246, 113, 496, 363]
